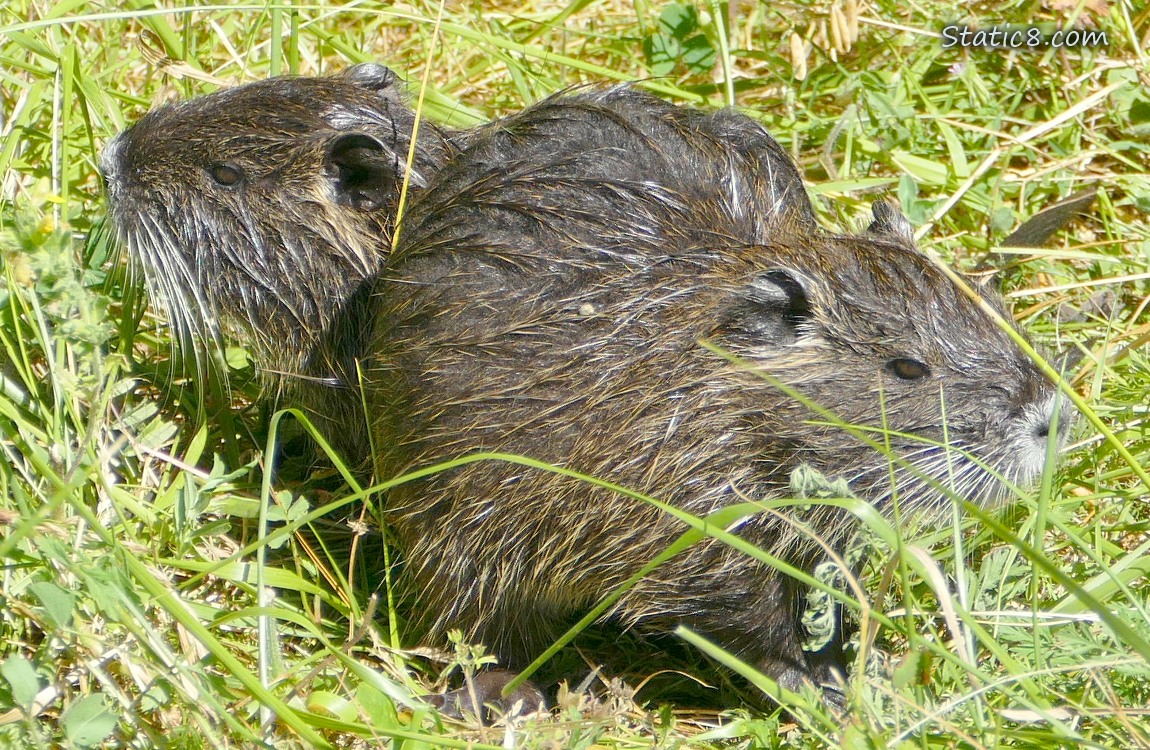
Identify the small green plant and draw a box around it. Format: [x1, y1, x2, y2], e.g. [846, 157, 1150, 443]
[642, 3, 717, 77]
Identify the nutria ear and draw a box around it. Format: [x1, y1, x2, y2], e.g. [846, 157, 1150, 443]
[341, 63, 402, 97]
[324, 133, 396, 212]
[867, 201, 915, 245]
[726, 269, 814, 346]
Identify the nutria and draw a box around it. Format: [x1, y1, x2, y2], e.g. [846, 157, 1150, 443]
[369, 87, 1069, 701]
[103, 74, 1067, 707]
[100, 63, 455, 461]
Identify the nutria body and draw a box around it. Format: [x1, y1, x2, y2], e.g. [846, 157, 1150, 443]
[101, 63, 455, 460]
[371, 87, 1067, 693]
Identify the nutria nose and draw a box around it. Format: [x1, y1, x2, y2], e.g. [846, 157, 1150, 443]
[1034, 392, 1074, 448]
[98, 133, 124, 191]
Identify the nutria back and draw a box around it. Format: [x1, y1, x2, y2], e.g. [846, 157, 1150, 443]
[100, 64, 455, 459]
[370, 88, 1067, 692]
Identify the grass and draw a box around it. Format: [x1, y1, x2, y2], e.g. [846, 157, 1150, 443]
[1, 0, 1149, 747]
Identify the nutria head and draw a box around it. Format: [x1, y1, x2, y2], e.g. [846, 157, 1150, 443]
[100, 63, 454, 390]
[703, 214, 1065, 512]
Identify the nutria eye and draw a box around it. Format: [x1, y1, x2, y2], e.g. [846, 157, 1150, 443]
[887, 358, 931, 380]
[208, 163, 243, 186]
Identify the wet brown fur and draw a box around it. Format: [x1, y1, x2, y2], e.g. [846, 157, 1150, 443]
[103, 77, 1065, 695]
[369, 88, 1065, 692]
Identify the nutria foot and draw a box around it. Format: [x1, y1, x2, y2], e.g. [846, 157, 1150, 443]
[425, 669, 547, 721]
